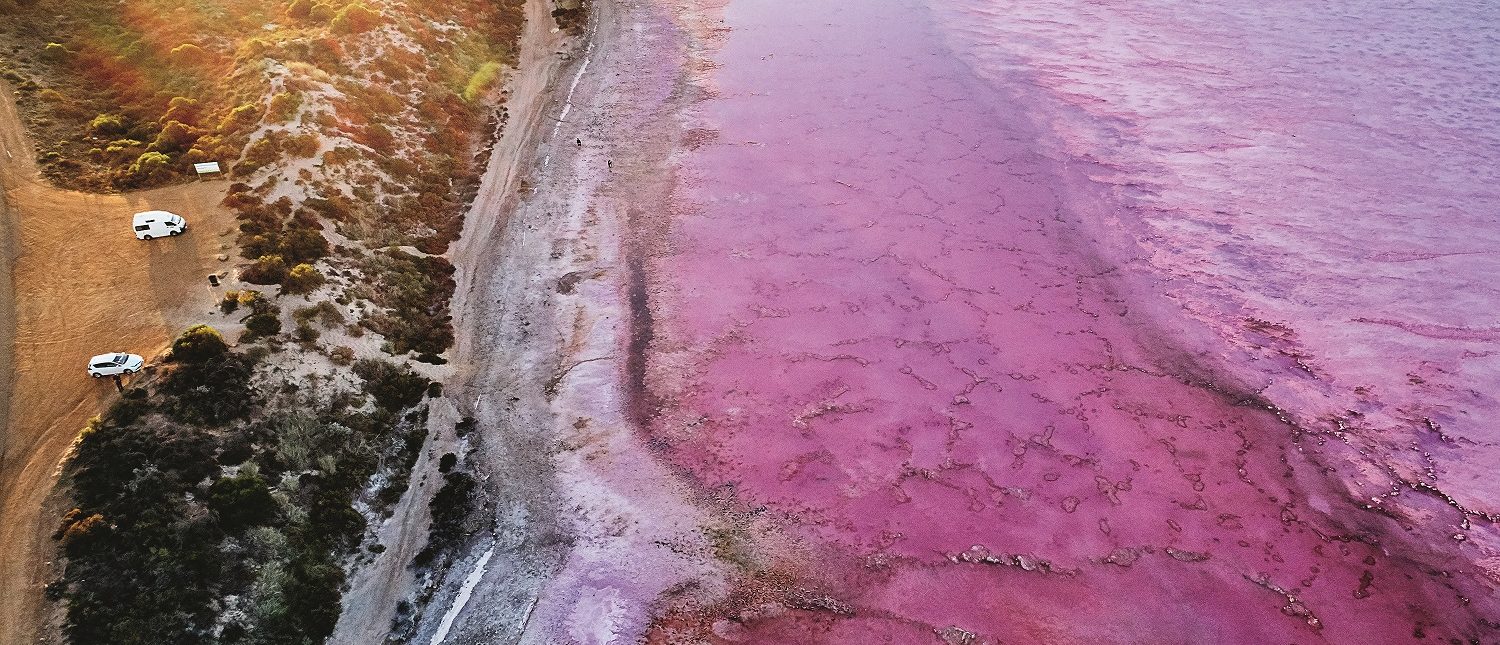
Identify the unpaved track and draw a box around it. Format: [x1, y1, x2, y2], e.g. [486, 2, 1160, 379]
[0, 83, 235, 644]
[328, 0, 570, 641]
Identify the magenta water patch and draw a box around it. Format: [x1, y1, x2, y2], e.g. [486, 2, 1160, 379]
[929, 0, 1500, 526]
[639, 0, 1499, 640]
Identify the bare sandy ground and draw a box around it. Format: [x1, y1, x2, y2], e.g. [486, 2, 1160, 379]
[0, 83, 236, 644]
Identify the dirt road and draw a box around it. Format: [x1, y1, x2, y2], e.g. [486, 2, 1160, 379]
[328, 0, 573, 640]
[0, 83, 236, 643]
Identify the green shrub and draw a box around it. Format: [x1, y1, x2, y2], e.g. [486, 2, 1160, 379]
[128, 151, 171, 180]
[462, 62, 503, 102]
[238, 289, 273, 315]
[352, 359, 429, 411]
[244, 313, 282, 340]
[58, 513, 107, 551]
[150, 120, 199, 154]
[208, 471, 278, 532]
[286, 0, 313, 19]
[88, 114, 128, 137]
[219, 102, 263, 134]
[159, 353, 256, 426]
[330, 3, 381, 34]
[41, 42, 70, 61]
[278, 227, 329, 263]
[237, 135, 282, 175]
[294, 301, 344, 328]
[61, 413, 222, 643]
[414, 471, 475, 566]
[328, 346, 354, 366]
[170, 324, 229, 363]
[294, 320, 320, 342]
[162, 97, 203, 126]
[283, 264, 325, 294]
[243, 255, 289, 285]
[360, 250, 455, 355]
[169, 43, 210, 66]
[284, 133, 321, 158]
[267, 92, 302, 124]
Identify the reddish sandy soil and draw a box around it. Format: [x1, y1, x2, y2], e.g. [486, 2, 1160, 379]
[0, 82, 236, 644]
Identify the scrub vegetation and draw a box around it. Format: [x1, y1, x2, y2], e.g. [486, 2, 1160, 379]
[0, 0, 525, 359]
[0, 0, 527, 641]
[52, 326, 435, 643]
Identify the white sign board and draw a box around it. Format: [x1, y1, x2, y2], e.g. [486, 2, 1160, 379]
[193, 162, 222, 175]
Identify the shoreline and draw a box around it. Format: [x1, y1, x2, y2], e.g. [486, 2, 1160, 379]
[403, 0, 734, 640]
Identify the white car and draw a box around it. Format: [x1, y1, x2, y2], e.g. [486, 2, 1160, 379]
[87, 352, 144, 378]
[132, 210, 187, 240]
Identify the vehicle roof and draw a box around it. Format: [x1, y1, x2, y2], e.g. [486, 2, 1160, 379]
[88, 352, 124, 363]
[132, 210, 181, 225]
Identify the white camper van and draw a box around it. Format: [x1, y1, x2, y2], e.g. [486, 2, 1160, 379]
[132, 210, 187, 240]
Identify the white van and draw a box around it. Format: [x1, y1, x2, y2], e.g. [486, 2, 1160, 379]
[133, 210, 187, 240]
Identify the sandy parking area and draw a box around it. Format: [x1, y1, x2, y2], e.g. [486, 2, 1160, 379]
[0, 82, 237, 644]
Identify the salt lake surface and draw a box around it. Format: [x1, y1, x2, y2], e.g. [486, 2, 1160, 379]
[639, 0, 1500, 640]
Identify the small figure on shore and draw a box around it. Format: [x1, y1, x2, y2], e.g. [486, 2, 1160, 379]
[576, 138, 582, 147]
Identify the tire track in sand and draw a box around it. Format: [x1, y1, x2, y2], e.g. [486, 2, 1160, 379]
[0, 81, 238, 644]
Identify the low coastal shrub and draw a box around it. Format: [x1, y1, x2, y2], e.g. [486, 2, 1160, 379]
[157, 352, 255, 426]
[463, 62, 504, 102]
[207, 470, 279, 532]
[359, 249, 455, 356]
[243, 254, 290, 285]
[169, 324, 229, 363]
[283, 263, 326, 294]
[295, 301, 345, 328]
[243, 313, 283, 340]
[412, 470, 476, 568]
[328, 346, 355, 366]
[352, 358, 431, 412]
[330, 3, 382, 34]
[56, 335, 437, 643]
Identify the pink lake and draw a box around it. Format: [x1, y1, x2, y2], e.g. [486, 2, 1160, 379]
[637, 0, 1500, 640]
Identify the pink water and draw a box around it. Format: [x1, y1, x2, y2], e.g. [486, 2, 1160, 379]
[640, 0, 1500, 640]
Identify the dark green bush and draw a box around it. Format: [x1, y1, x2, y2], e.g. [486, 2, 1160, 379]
[352, 358, 430, 411]
[243, 313, 282, 340]
[360, 250, 455, 356]
[157, 353, 255, 426]
[207, 470, 278, 532]
[60, 414, 223, 644]
[88, 113, 128, 137]
[169, 324, 228, 363]
[242, 254, 289, 284]
[284, 263, 325, 294]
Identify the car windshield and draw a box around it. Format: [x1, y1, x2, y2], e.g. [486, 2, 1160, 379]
[112, 355, 128, 364]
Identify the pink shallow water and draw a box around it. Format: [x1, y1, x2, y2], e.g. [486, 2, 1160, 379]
[640, 0, 1499, 641]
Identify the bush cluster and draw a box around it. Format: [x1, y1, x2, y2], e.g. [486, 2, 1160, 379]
[56, 323, 441, 643]
[359, 249, 455, 357]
